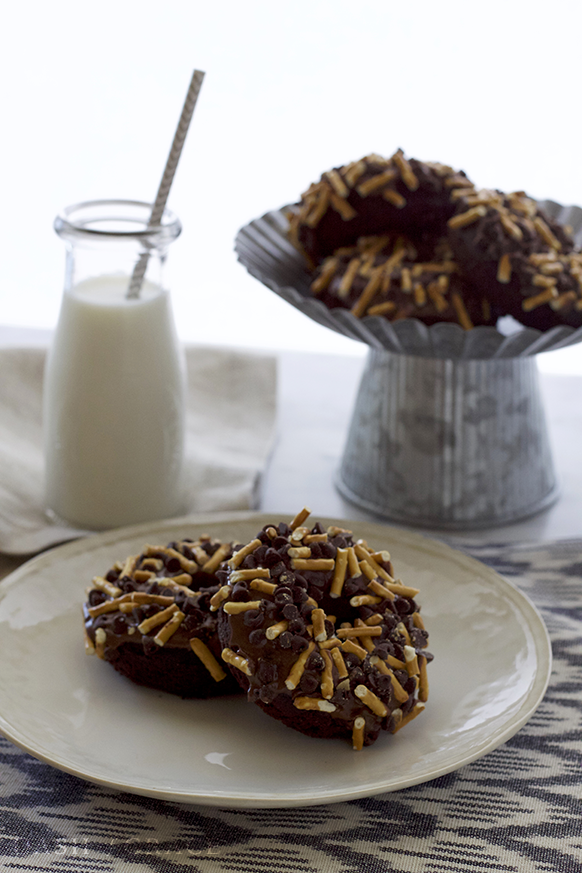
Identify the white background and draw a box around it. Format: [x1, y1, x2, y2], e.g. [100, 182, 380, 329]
[2, 0, 582, 373]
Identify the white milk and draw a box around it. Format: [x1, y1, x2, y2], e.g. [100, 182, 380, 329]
[43, 275, 186, 530]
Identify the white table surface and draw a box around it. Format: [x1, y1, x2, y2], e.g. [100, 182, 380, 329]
[3, 325, 580, 556]
[263, 350, 582, 547]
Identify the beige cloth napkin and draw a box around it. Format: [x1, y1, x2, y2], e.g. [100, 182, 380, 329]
[0, 345, 277, 556]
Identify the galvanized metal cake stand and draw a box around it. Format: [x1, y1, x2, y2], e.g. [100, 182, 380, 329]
[236, 202, 582, 530]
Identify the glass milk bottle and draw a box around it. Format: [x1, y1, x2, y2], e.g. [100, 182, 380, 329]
[43, 200, 187, 530]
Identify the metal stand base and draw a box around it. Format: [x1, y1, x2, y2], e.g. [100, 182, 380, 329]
[337, 349, 559, 530]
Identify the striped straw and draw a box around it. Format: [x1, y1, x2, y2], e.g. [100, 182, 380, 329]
[127, 69, 205, 299]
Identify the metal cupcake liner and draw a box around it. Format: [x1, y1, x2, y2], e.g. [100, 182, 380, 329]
[235, 200, 582, 360]
[235, 199, 580, 527]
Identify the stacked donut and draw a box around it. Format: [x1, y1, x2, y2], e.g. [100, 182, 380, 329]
[83, 510, 432, 750]
[288, 150, 582, 330]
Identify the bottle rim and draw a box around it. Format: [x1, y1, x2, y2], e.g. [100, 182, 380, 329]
[54, 199, 182, 242]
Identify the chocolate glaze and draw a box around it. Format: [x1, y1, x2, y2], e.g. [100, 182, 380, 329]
[448, 192, 582, 329]
[312, 236, 499, 328]
[84, 537, 241, 698]
[218, 519, 432, 747]
[290, 151, 582, 332]
[289, 150, 470, 267]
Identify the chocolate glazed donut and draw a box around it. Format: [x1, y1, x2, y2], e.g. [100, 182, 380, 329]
[447, 188, 582, 330]
[216, 509, 432, 750]
[310, 234, 499, 329]
[83, 536, 241, 698]
[288, 149, 472, 268]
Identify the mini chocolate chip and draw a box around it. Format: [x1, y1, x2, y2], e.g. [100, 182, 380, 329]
[112, 616, 126, 635]
[308, 652, 325, 672]
[243, 609, 264, 629]
[394, 669, 408, 687]
[105, 569, 120, 583]
[160, 588, 175, 598]
[411, 628, 428, 648]
[273, 536, 288, 550]
[231, 582, 250, 602]
[88, 590, 107, 606]
[263, 548, 281, 567]
[270, 562, 287, 577]
[344, 653, 360, 669]
[298, 673, 319, 693]
[197, 592, 212, 610]
[277, 523, 291, 537]
[293, 574, 308, 589]
[206, 542, 221, 556]
[166, 557, 181, 574]
[384, 613, 398, 630]
[371, 673, 392, 697]
[288, 618, 305, 634]
[259, 683, 279, 703]
[241, 554, 257, 570]
[312, 522, 324, 534]
[394, 596, 414, 615]
[282, 604, 299, 620]
[249, 629, 267, 647]
[291, 587, 307, 604]
[279, 632, 293, 649]
[213, 570, 227, 587]
[404, 676, 417, 694]
[291, 634, 309, 653]
[275, 588, 293, 606]
[344, 578, 364, 596]
[263, 602, 278, 621]
[350, 667, 365, 685]
[173, 592, 188, 609]
[257, 661, 278, 683]
[319, 542, 337, 559]
[183, 602, 204, 620]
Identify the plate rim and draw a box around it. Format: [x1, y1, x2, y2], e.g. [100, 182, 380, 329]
[0, 510, 553, 808]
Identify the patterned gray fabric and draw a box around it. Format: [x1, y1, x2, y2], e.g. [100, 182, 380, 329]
[1, 540, 580, 873]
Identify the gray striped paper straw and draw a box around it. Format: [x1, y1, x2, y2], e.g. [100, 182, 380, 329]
[127, 69, 205, 299]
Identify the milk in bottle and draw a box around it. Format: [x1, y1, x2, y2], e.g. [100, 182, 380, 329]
[44, 201, 186, 530]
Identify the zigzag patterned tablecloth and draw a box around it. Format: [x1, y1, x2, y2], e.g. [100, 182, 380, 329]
[1, 539, 581, 873]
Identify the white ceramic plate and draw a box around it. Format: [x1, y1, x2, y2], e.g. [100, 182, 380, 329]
[0, 512, 551, 809]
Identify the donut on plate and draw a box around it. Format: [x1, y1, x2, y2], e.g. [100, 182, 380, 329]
[288, 149, 472, 268]
[447, 188, 582, 330]
[216, 509, 432, 749]
[311, 234, 498, 329]
[83, 536, 241, 698]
